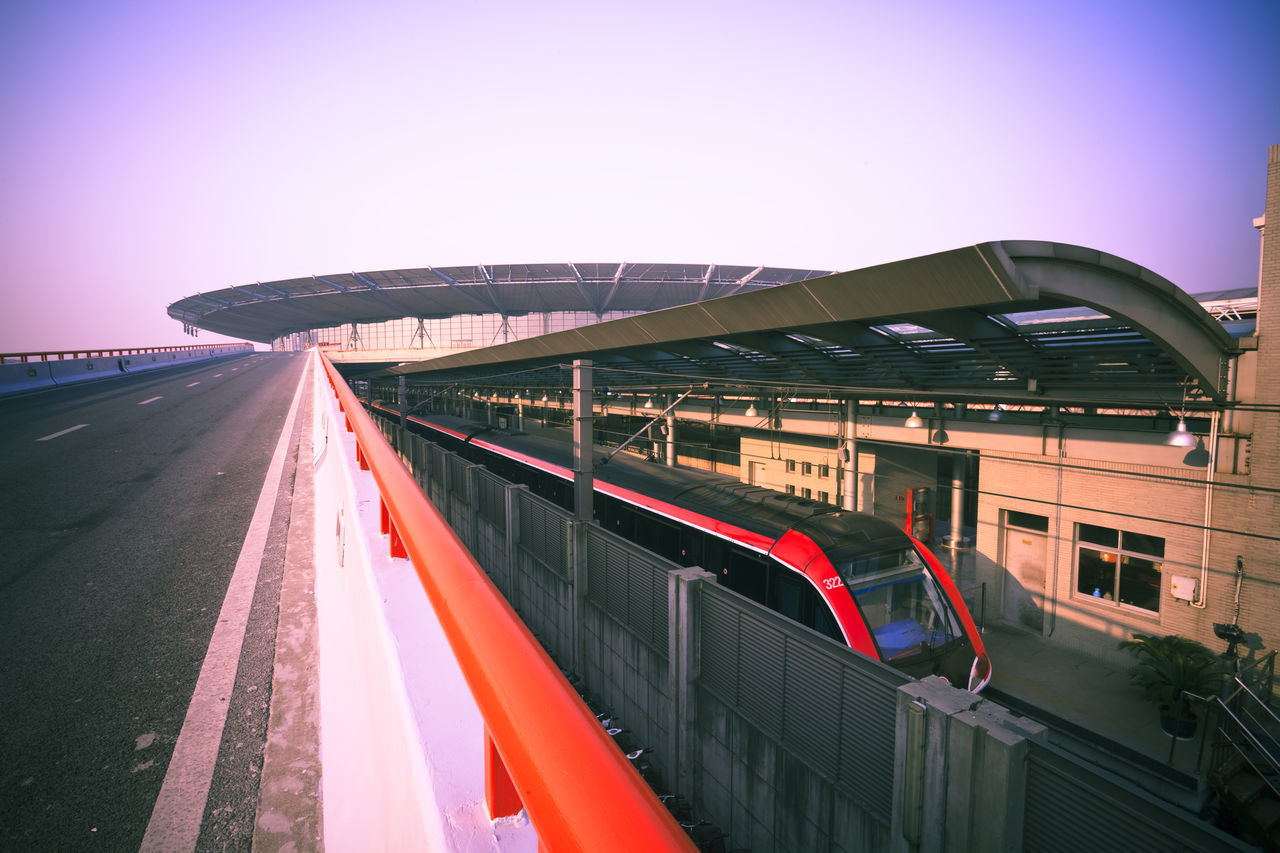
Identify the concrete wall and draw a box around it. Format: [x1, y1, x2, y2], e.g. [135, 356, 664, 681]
[0, 345, 251, 396]
[310, 355, 535, 852]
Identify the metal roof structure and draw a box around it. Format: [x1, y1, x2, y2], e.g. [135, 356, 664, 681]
[167, 263, 834, 343]
[384, 241, 1239, 410]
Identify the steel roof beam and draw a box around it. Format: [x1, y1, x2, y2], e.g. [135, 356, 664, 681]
[314, 275, 350, 293]
[427, 266, 497, 313]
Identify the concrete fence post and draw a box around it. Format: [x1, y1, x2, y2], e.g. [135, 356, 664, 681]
[891, 678, 1045, 853]
[464, 465, 483, 550]
[671, 566, 714, 797]
[568, 520, 590, 678]
[501, 483, 527, 599]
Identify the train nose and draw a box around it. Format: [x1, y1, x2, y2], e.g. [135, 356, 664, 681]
[967, 651, 992, 692]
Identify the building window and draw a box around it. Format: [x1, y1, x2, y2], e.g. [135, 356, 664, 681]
[786, 484, 796, 495]
[803, 461, 813, 475]
[786, 459, 796, 472]
[1074, 523, 1164, 614]
[817, 491, 830, 504]
[802, 487, 812, 499]
[819, 464, 830, 478]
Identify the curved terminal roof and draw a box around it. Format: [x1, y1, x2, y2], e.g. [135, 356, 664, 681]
[167, 263, 834, 343]
[385, 241, 1238, 408]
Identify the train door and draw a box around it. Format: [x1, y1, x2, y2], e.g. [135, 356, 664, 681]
[725, 548, 768, 602]
[1001, 511, 1049, 632]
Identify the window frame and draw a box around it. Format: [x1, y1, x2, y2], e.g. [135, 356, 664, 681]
[1073, 523, 1165, 615]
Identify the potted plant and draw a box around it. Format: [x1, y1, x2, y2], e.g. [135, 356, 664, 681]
[1118, 632, 1222, 738]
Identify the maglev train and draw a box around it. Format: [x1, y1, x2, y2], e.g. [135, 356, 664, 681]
[371, 403, 991, 693]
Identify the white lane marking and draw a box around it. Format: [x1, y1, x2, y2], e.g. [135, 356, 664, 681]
[37, 424, 89, 441]
[139, 396, 163, 405]
[139, 362, 307, 853]
[213, 373, 223, 378]
[186, 382, 200, 387]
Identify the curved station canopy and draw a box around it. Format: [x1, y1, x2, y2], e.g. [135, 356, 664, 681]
[167, 263, 833, 343]
[382, 241, 1238, 409]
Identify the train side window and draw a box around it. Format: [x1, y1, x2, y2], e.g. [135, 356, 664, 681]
[640, 517, 681, 561]
[679, 527, 703, 567]
[704, 536, 727, 578]
[810, 597, 842, 642]
[726, 549, 768, 603]
[604, 497, 635, 539]
[773, 570, 806, 622]
[773, 569, 843, 642]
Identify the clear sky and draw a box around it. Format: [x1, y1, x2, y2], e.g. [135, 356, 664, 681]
[2, 0, 1277, 351]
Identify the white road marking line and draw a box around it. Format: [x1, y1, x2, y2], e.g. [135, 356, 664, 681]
[186, 382, 200, 387]
[36, 424, 89, 442]
[139, 396, 163, 405]
[213, 373, 223, 378]
[139, 362, 307, 853]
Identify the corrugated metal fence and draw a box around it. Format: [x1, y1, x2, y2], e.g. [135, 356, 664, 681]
[371, 412, 1250, 853]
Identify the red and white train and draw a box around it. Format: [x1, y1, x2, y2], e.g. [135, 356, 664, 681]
[373, 404, 991, 692]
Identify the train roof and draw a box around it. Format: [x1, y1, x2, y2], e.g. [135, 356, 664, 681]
[401, 410, 901, 545]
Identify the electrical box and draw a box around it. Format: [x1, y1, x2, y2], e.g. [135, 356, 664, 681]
[1170, 575, 1198, 602]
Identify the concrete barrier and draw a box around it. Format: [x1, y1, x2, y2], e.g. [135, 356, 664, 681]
[309, 352, 536, 851]
[0, 361, 55, 395]
[0, 346, 253, 397]
[46, 355, 128, 387]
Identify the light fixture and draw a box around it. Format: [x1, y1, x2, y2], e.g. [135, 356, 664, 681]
[1166, 418, 1196, 447]
[905, 410, 924, 429]
[933, 426, 949, 445]
[541, 393, 548, 402]
[745, 401, 758, 418]
[1183, 438, 1210, 467]
[644, 397, 654, 409]
[988, 405, 1003, 422]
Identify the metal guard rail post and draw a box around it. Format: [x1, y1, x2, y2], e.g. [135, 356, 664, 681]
[318, 352, 695, 852]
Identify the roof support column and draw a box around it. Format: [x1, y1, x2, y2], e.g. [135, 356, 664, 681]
[573, 360, 594, 522]
[841, 399, 858, 512]
[398, 376, 407, 429]
[665, 406, 676, 467]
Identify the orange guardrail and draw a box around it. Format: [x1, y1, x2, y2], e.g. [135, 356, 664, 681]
[317, 351, 695, 852]
[0, 343, 253, 363]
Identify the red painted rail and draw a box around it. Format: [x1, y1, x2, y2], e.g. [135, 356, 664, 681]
[0, 343, 253, 363]
[318, 351, 695, 852]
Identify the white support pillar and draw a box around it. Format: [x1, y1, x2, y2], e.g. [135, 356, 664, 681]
[950, 465, 964, 546]
[398, 375, 407, 428]
[665, 409, 676, 467]
[572, 360, 593, 522]
[842, 399, 857, 511]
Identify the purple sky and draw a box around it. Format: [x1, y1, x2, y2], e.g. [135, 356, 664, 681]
[2, 0, 1277, 352]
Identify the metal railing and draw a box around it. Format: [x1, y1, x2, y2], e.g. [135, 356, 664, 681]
[0, 343, 253, 363]
[1210, 678, 1280, 793]
[317, 351, 694, 851]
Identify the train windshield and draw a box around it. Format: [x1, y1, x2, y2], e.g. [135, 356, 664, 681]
[831, 543, 964, 661]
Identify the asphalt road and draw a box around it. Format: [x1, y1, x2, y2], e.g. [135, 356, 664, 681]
[0, 352, 306, 852]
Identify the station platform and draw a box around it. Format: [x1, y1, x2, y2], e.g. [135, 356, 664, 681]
[980, 620, 1213, 813]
